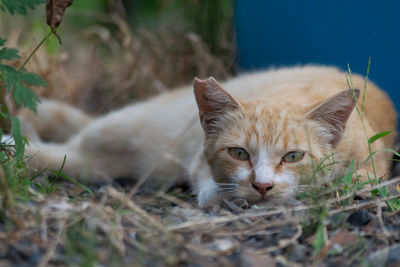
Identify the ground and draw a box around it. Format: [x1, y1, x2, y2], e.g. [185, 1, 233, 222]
[0, 174, 399, 266]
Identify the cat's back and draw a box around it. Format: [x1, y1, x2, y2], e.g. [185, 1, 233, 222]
[223, 65, 397, 147]
[225, 65, 368, 100]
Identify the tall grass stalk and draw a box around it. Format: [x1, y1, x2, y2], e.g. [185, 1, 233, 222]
[346, 58, 379, 184]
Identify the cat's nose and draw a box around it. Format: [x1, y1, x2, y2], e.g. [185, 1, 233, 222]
[251, 182, 274, 198]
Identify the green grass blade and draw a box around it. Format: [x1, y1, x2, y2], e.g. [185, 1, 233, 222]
[11, 116, 24, 161]
[49, 169, 93, 196]
[382, 148, 400, 158]
[313, 223, 325, 255]
[362, 58, 371, 120]
[368, 131, 392, 144]
[342, 160, 355, 185]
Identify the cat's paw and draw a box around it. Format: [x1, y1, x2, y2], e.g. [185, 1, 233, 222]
[197, 178, 219, 208]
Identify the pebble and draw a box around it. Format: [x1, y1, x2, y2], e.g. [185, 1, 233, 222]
[368, 245, 400, 267]
[207, 239, 236, 254]
[347, 210, 371, 226]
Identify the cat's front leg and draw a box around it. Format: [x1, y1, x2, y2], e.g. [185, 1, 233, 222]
[189, 152, 221, 207]
[197, 176, 220, 208]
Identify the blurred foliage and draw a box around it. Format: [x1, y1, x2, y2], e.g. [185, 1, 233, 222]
[0, 0, 236, 114]
[180, 0, 233, 54]
[123, 0, 234, 56]
[0, 0, 44, 15]
[71, 0, 106, 11]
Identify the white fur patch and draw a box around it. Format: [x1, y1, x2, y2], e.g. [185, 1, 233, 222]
[197, 177, 219, 208]
[253, 148, 275, 184]
[253, 148, 296, 186]
[233, 167, 251, 182]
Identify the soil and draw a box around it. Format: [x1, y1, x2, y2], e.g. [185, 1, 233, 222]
[0, 178, 399, 267]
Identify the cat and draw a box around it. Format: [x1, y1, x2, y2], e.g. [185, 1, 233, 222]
[18, 66, 397, 207]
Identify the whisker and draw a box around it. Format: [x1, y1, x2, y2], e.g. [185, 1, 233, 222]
[215, 183, 238, 186]
[216, 186, 238, 192]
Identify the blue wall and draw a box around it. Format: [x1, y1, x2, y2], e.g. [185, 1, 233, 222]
[235, 0, 400, 108]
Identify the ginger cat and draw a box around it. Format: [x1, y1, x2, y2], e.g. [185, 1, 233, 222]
[19, 66, 397, 207]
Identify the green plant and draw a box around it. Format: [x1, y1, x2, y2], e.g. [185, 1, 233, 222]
[0, 0, 44, 15]
[0, 0, 48, 228]
[302, 60, 400, 256]
[49, 155, 94, 196]
[346, 59, 400, 211]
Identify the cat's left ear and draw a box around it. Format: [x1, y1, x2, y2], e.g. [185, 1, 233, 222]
[193, 77, 241, 133]
[307, 89, 360, 147]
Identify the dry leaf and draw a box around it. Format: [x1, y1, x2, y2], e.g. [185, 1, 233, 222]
[46, 0, 74, 43]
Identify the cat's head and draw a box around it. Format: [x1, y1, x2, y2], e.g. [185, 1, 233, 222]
[193, 77, 359, 206]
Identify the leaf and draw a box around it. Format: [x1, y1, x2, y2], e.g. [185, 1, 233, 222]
[354, 180, 370, 191]
[50, 169, 94, 196]
[387, 199, 400, 212]
[342, 160, 354, 185]
[11, 116, 24, 161]
[383, 148, 400, 158]
[0, 38, 6, 46]
[368, 131, 392, 144]
[0, 63, 45, 111]
[12, 81, 42, 111]
[378, 186, 387, 198]
[0, 0, 44, 15]
[397, 184, 400, 194]
[46, 0, 74, 42]
[313, 223, 325, 254]
[0, 47, 21, 61]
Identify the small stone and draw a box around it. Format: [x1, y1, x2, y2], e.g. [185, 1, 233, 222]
[237, 249, 275, 267]
[387, 245, 400, 265]
[207, 239, 236, 254]
[347, 210, 371, 226]
[368, 245, 400, 267]
[287, 244, 308, 262]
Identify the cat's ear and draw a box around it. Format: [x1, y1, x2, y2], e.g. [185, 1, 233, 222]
[307, 89, 360, 147]
[193, 77, 241, 133]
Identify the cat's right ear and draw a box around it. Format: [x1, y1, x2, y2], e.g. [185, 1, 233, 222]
[193, 77, 241, 133]
[307, 89, 360, 147]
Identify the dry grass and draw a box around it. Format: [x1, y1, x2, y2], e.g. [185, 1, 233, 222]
[1, 175, 399, 266]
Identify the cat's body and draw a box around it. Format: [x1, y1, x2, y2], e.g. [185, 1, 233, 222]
[20, 66, 397, 207]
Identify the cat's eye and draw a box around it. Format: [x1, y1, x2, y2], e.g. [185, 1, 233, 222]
[228, 147, 250, 161]
[282, 151, 304, 163]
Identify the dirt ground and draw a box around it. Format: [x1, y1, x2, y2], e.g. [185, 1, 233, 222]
[1, 173, 399, 267]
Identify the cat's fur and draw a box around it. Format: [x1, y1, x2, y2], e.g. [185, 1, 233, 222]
[19, 66, 397, 207]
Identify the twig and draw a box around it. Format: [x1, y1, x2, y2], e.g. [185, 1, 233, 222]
[355, 177, 400, 196]
[19, 32, 53, 70]
[376, 200, 391, 237]
[252, 224, 303, 254]
[38, 217, 68, 267]
[166, 205, 309, 232]
[328, 194, 400, 216]
[328, 177, 400, 206]
[167, 193, 400, 232]
[157, 192, 199, 211]
[107, 187, 166, 232]
[211, 219, 298, 237]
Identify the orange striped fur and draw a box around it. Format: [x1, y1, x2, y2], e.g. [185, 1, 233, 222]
[19, 66, 397, 207]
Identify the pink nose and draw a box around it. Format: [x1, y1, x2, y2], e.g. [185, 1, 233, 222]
[251, 182, 274, 198]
